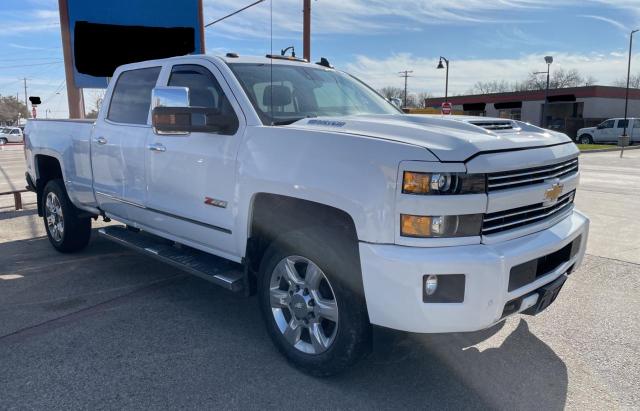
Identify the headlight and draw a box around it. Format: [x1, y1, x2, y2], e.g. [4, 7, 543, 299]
[402, 172, 486, 195]
[400, 214, 483, 238]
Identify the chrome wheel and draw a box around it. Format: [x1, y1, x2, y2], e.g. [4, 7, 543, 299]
[45, 192, 64, 242]
[269, 255, 339, 354]
[579, 136, 591, 144]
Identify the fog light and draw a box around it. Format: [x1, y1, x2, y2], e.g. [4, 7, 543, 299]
[425, 275, 438, 296]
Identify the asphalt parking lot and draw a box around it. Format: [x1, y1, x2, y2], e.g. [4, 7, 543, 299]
[0, 144, 638, 410]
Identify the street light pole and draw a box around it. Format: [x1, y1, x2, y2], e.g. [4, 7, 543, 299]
[621, 29, 639, 158]
[542, 56, 553, 128]
[437, 57, 449, 102]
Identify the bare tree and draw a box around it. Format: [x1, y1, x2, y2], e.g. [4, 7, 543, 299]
[524, 68, 589, 90]
[417, 91, 432, 108]
[378, 86, 404, 100]
[469, 80, 514, 94]
[614, 73, 640, 89]
[85, 91, 106, 119]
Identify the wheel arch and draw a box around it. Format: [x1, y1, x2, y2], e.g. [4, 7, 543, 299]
[34, 154, 64, 216]
[244, 193, 361, 295]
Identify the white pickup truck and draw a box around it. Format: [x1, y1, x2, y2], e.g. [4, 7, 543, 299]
[577, 117, 639, 144]
[24, 54, 589, 376]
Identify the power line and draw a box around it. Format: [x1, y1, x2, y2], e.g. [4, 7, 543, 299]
[0, 60, 63, 70]
[205, 0, 265, 27]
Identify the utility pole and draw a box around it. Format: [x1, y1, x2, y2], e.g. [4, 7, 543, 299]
[303, 0, 311, 62]
[621, 29, 638, 158]
[23, 78, 29, 118]
[399, 70, 413, 108]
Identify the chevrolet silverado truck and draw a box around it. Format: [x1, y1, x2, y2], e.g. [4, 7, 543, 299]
[24, 54, 589, 376]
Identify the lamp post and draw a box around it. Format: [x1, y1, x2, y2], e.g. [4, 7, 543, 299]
[535, 56, 553, 128]
[621, 29, 639, 158]
[437, 56, 449, 103]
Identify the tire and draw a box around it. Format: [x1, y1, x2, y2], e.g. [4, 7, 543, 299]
[578, 134, 593, 144]
[42, 179, 91, 253]
[258, 227, 371, 377]
[0, 138, 7, 145]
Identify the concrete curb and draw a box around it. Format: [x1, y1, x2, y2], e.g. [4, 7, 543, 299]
[579, 146, 640, 154]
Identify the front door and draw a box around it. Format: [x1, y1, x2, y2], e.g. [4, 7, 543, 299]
[593, 119, 615, 142]
[142, 61, 244, 259]
[91, 66, 161, 220]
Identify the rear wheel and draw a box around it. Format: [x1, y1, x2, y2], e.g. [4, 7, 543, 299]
[578, 134, 593, 144]
[258, 228, 371, 376]
[42, 179, 91, 252]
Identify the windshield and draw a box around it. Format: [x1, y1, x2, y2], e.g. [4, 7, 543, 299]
[229, 63, 401, 125]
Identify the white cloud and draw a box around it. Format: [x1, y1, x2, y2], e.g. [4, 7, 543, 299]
[579, 15, 628, 32]
[344, 51, 640, 96]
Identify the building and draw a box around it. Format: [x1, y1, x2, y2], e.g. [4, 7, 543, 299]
[426, 86, 640, 138]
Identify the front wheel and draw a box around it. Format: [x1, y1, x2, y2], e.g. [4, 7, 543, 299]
[0, 138, 7, 145]
[42, 179, 91, 252]
[258, 228, 371, 376]
[578, 134, 593, 144]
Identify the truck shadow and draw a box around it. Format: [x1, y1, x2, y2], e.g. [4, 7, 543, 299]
[0, 232, 568, 410]
[332, 319, 568, 410]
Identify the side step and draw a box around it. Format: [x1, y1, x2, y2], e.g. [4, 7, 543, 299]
[98, 226, 244, 292]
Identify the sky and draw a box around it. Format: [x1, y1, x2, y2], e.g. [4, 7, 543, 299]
[1, 0, 640, 118]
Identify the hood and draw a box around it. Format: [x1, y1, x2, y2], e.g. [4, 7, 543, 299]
[578, 126, 596, 133]
[287, 114, 572, 162]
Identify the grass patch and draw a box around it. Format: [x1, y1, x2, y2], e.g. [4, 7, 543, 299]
[577, 144, 617, 151]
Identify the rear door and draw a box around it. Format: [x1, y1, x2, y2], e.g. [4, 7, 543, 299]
[141, 61, 244, 258]
[91, 65, 161, 220]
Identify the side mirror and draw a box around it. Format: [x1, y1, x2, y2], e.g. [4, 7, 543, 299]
[151, 86, 238, 135]
[152, 86, 189, 110]
[596, 124, 604, 129]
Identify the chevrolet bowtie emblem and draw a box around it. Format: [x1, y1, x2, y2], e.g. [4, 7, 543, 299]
[544, 182, 564, 204]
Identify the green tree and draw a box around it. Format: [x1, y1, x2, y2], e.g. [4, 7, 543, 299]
[0, 96, 28, 124]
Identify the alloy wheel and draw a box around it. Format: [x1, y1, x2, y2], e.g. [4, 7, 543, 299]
[45, 192, 64, 242]
[269, 255, 339, 354]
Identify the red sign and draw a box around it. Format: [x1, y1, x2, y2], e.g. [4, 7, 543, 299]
[441, 102, 452, 115]
[32, 107, 37, 119]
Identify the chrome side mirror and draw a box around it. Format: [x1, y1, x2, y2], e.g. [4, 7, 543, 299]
[151, 86, 189, 109]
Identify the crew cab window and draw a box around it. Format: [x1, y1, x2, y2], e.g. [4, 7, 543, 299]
[617, 120, 629, 129]
[11, 129, 19, 134]
[168, 64, 238, 133]
[600, 120, 615, 129]
[634, 120, 640, 129]
[107, 67, 161, 125]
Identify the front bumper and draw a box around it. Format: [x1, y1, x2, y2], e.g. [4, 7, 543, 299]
[359, 209, 589, 333]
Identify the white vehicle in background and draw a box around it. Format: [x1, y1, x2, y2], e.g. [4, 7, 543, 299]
[577, 118, 639, 144]
[0, 127, 24, 144]
[24, 54, 589, 376]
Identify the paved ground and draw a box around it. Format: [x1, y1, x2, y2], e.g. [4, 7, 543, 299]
[0, 146, 638, 410]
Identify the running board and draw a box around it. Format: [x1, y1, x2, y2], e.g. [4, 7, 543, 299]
[98, 226, 244, 292]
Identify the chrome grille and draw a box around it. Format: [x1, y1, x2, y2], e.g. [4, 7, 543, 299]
[483, 191, 575, 235]
[487, 158, 578, 191]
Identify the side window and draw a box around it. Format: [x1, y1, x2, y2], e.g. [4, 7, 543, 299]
[601, 120, 615, 129]
[11, 129, 19, 134]
[168, 64, 239, 134]
[107, 67, 161, 125]
[617, 120, 629, 129]
[634, 120, 640, 129]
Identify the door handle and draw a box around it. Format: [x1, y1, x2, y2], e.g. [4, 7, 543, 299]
[147, 143, 166, 152]
[95, 136, 107, 145]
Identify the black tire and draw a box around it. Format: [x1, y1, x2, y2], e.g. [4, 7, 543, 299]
[0, 138, 7, 145]
[258, 227, 371, 377]
[42, 179, 91, 253]
[578, 134, 593, 144]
